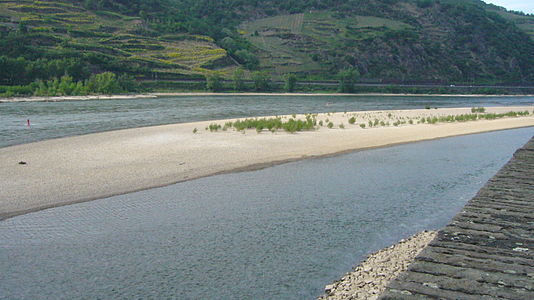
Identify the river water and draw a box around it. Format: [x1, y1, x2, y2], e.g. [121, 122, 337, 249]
[1, 95, 533, 148]
[1, 127, 532, 299]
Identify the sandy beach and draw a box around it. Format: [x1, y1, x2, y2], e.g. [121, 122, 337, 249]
[1, 92, 533, 103]
[1, 106, 533, 219]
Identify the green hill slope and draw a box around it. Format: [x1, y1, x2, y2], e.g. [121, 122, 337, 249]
[1, 0, 534, 89]
[0, 0, 236, 85]
[239, 1, 534, 83]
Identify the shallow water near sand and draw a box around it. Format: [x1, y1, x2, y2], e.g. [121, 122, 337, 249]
[1, 95, 533, 148]
[1, 127, 532, 299]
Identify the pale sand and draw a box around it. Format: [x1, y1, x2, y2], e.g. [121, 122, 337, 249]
[1, 106, 533, 219]
[319, 231, 438, 300]
[1, 92, 533, 103]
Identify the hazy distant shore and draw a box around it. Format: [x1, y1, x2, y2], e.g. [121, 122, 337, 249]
[1, 106, 533, 220]
[1, 92, 534, 103]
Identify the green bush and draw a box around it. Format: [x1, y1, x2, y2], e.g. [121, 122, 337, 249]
[208, 123, 222, 132]
[283, 73, 297, 92]
[86, 72, 123, 94]
[251, 71, 270, 91]
[232, 68, 245, 91]
[206, 73, 223, 92]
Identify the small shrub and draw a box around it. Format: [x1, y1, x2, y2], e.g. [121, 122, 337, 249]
[471, 107, 486, 113]
[193, 128, 198, 134]
[319, 120, 324, 126]
[223, 121, 233, 131]
[339, 123, 345, 129]
[348, 117, 356, 124]
[327, 122, 334, 129]
[360, 123, 366, 128]
[208, 123, 222, 132]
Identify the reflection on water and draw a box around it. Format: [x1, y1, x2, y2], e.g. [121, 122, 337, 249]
[1, 128, 532, 299]
[1, 95, 533, 147]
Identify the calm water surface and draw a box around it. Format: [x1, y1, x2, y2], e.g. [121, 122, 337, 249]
[1, 128, 532, 299]
[1, 95, 533, 147]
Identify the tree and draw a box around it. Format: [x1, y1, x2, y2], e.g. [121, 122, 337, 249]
[17, 22, 28, 34]
[117, 74, 139, 92]
[205, 73, 223, 92]
[337, 68, 360, 93]
[220, 37, 238, 53]
[283, 73, 297, 92]
[87, 72, 122, 94]
[232, 68, 245, 91]
[235, 50, 259, 70]
[251, 71, 270, 91]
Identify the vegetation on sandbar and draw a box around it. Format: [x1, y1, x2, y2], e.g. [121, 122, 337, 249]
[201, 108, 531, 135]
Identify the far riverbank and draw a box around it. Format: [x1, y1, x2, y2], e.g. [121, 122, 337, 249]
[2, 92, 534, 103]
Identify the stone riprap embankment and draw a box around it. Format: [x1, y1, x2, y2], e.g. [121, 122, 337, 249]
[319, 231, 437, 300]
[380, 136, 534, 299]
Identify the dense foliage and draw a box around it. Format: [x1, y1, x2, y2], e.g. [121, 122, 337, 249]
[0, 72, 137, 97]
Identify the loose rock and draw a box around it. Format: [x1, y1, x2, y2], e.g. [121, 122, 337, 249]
[318, 230, 437, 300]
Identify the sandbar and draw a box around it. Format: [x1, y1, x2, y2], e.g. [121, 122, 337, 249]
[1, 106, 533, 220]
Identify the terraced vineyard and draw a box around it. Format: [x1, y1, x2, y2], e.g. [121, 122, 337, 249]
[493, 9, 534, 40]
[239, 11, 413, 77]
[0, 0, 235, 78]
[240, 13, 319, 75]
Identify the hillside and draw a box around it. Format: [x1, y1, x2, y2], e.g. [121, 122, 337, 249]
[0, 0, 236, 85]
[238, 1, 534, 82]
[1, 0, 534, 89]
[489, 9, 534, 40]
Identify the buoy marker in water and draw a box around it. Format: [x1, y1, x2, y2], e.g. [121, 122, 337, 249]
[27, 119, 30, 127]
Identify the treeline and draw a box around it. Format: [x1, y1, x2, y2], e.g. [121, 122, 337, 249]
[0, 56, 89, 85]
[0, 72, 138, 97]
[0, 29, 149, 86]
[194, 69, 534, 95]
[204, 69, 356, 92]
